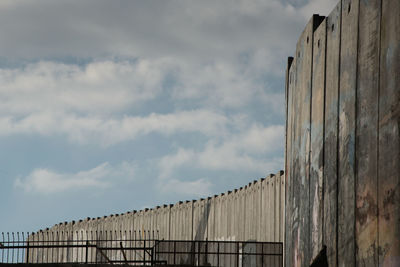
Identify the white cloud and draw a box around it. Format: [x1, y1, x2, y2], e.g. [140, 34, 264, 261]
[0, 109, 228, 146]
[172, 61, 262, 108]
[0, 0, 304, 64]
[0, 59, 286, 146]
[0, 58, 284, 118]
[15, 162, 135, 194]
[158, 178, 213, 198]
[158, 124, 284, 175]
[159, 148, 196, 179]
[0, 60, 167, 115]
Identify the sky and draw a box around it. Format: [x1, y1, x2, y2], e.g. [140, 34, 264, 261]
[0, 0, 337, 233]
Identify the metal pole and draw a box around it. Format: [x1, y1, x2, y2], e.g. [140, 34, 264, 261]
[237, 242, 240, 267]
[261, 243, 264, 267]
[174, 241, 176, 265]
[206, 238, 208, 266]
[119, 242, 128, 264]
[143, 239, 146, 265]
[85, 241, 89, 264]
[217, 242, 219, 267]
[12, 232, 14, 263]
[151, 247, 154, 266]
[7, 232, 9, 263]
[26, 235, 29, 264]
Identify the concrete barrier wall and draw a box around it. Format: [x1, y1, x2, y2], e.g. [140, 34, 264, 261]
[30, 171, 285, 264]
[285, 0, 400, 266]
[34, 171, 285, 260]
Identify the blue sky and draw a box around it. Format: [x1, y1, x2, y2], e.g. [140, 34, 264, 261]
[0, 0, 337, 233]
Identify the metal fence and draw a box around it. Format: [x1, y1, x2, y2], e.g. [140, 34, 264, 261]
[0, 231, 160, 265]
[0, 232, 283, 266]
[154, 240, 283, 267]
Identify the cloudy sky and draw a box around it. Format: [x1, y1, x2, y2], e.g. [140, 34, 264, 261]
[0, 0, 337, 233]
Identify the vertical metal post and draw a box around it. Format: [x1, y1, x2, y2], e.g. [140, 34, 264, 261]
[17, 232, 20, 263]
[217, 242, 219, 267]
[237, 242, 240, 267]
[129, 230, 131, 261]
[205, 238, 208, 266]
[11, 232, 14, 263]
[197, 241, 201, 266]
[261, 243, 264, 267]
[7, 232, 9, 263]
[56, 231, 59, 263]
[41, 231, 44, 264]
[85, 241, 89, 264]
[134, 231, 136, 263]
[119, 230, 122, 263]
[95, 231, 99, 264]
[26, 235, 29, 264]
[143, 239, 146, 265]
[21, 232, 25, 264]
[114, 230, 117, 263]
[46, 231, 49, 263]
[173, 241, 176, 265]
[0, 232, 2, 263]
[151, 247, 154, 266]
[89, 231, 93, 264]
[51, 232, 54, 263]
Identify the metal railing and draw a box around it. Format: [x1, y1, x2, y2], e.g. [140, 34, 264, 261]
[0, 232, 283, 266]
[0, 231, 160, 265]
[154, 240, 282, 267]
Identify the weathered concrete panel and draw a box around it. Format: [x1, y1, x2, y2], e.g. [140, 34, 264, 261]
[269, 175, 275, 242]
[355, 0, 381, 265]
[292, 15, 315, 266]
[221, 194, 228, 240]
[378, 0, 400, 265]
[338, 0, 359, 266]
[254, 180, 262, 242]
[158, 205, 170, 240]
[234, 189, 241, 241]
[323, 3, 341, 267]
[185, 201, 194, 240]
[225, 191, 233, 241]
[170, 203, 180, 240]
[237, 188, 246, 242]
[280, 171, 285, 243]
[170, 204, 176, 240]
[285, 54, 296, 267]
[246, 183, 255, 241]
[207, 196, 216, 241]
[310, 19, 326, 261]
[264, 177, 271, 242]
[274, 174, 280, 242]
[242, 186, 249, 241]
[260, 179, 267, 242]
[215, 195, 222, 240]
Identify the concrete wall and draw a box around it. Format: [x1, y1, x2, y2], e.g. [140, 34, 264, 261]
[31, 171, 285, 262]
[285, 0, 400, 266]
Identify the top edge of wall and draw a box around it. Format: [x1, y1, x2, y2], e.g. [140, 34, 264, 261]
[40, 170, 284, 232]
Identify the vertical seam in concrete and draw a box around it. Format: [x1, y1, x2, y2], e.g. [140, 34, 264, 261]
[354, 0, 361, 265]
[309, 16, 316, 263]
[321, 19, 328, 248]
[336, 1, 343, 265]
[376, 0, 383, 263]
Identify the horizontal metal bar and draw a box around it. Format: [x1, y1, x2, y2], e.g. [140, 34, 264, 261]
[154, 251, 282, 256]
